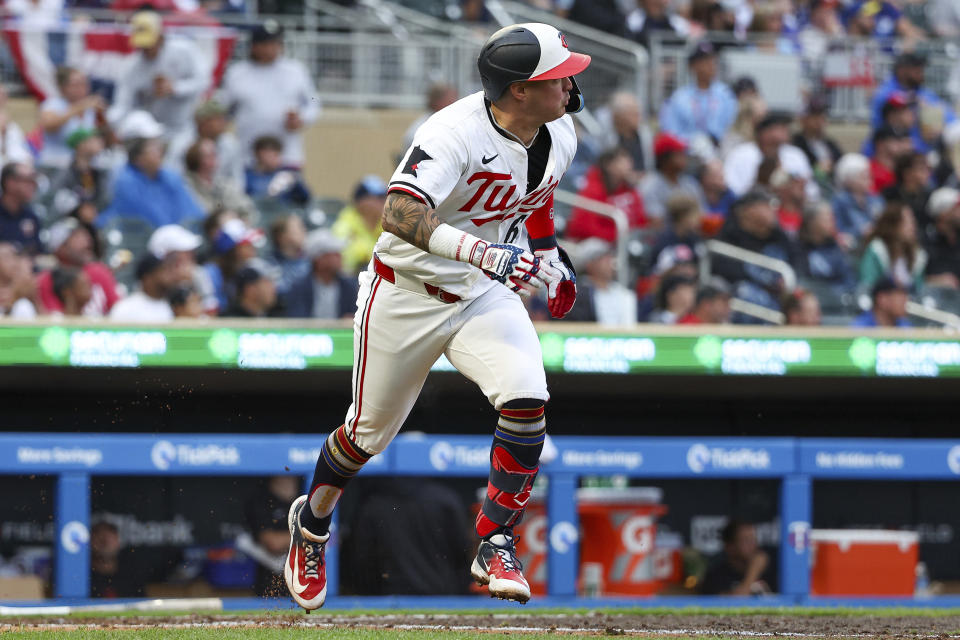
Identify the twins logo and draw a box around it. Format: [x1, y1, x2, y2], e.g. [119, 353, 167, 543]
[151, 440, 177, 470]
[61, 521, 90, 554]
[462, 174, 559, 224]
[948, 446, 960, 475]
[558, 32, 569, 49]
[686, 444, 712, 473]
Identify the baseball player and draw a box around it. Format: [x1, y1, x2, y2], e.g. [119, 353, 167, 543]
[284, 23, 590, 607]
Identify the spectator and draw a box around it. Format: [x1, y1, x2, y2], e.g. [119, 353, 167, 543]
[243, 475, 298, 597]
[724, 112, 814, 198]
[147, 224, 206, 304]
[640, 133, 701, 225]
[695, 158, 736, 221]
[627, 0, 691, 50]
[797, 201, 856, 292]
[769, 167, 808, 236]
[285, 229, 357, 319]
[798, 0, 843, 61]
[0, 242, 39, 318]
[883, 152, 932, 239]
[109, 252, 176, 322]
[714, 191, 799, 312]
[193, 100, 244, 186]
[659, 41, 737, 146]
[851, 276, 911, 327]
[42, 127, 110, 220]
[267, 214, 308, 299]
[831, 153, 883, 245]
[929, 0, 960, 37]
[220, 20, 320, 168]
[843, 0, 922, 45]
[678, 278, 732, 324]
[224, 262, 277, 318]
[169, 284, 204, 318]
[862, 93, 915, 157]
[566, 147, 647, 242]
[108, 10, 207, 159]
[870, 53, 956, 154]
[37, 67, 108, 169]
[0, 84, 32, 167]
[719, 91, 767, 157]
[859, 202, 926, 292]
[98, 113, 204, 229]
[402, 84, 458, 151]
[36, 218, 119, 317]
[700, 520, 772, 595]
[689, 0, 734, 34]
[183, 138, 256, 219]
[244, 136, 312, 206]
[556, 0, 627, 36]
[560, 238, 636, 325]
[595, 91, 655, 173]
[868, 126, 909, 195]
[50, 266, 92, 316]
[791, 96, 843, 179]
[0, 163, 42, 255]
[328, 177, 384, 273]
[651, 193, 704, 267]
[782, 289, 822, 326]
[89, 521, 145, 598]
[648, 273, 697, 324]
[203, 218, 262, 313]
[923, 188, 960, 289]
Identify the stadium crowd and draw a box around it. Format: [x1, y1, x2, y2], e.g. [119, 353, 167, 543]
[0, 2, 958, 328]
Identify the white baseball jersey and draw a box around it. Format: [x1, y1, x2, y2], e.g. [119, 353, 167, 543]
[381, 91, 578, 299]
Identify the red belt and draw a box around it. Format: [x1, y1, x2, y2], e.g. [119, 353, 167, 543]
[373, 254, 462, 304]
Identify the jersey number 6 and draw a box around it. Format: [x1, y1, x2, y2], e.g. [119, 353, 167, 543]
[503, 214, 528, 245]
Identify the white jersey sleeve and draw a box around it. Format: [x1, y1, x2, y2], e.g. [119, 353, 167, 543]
[389, 122, 468, 210]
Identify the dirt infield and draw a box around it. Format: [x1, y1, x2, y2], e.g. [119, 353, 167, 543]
[4, 611, 960, 637]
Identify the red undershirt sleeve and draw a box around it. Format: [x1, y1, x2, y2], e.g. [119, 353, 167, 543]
[524, 194, 557, 251]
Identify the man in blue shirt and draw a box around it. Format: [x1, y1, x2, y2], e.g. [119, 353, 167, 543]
[0, 163, 43, 255]
[870, 53, 956, 155]
[98, 124, 204, 230]
[659, 41, 737, 146]
[851, 276, 911, 328]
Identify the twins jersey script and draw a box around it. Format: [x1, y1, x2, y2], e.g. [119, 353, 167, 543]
[381, 91, 578, 298]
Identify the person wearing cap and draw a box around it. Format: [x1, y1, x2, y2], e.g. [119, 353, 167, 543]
[0, 163, 42, 256]
[566, 146, 647, 243]
[183, 137, 256, 219]
[192, 100, 245, 187]
[42, 127, 109, 220]
[859, 202, 926, 293]
[867, 125, 908, 193]
[850, 276, 911, 328]
[560, 238, 636, 325]
[640, 132, 701, 224]
[109, 252, 176, 322]
[37, 66, 109, 170]
[330, 176, 388, 274]
[219, 20, 320, 169]
[843, 0, 921, 45]
[36, 217, 119, 317]
[791, 96, 842, 177]
[659, 40, 737, 147]
[285, 229, 358, 319]
[148, 223, 205, 292]
[201, 217, 262, 313]
[923, 187, 960, 289]
[223, 262, 278, 318]
[98, 116, 204, 230]
[723, 111, 814, 198]
[679, 277, 731, 324]
[797, 201, 856, 294]
[870, 52, 956, 155]
[108, 9, 207, 159]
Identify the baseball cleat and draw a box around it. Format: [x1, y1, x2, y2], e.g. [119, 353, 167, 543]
[470, 531, 531, 604]
[283, 495, 329, 611]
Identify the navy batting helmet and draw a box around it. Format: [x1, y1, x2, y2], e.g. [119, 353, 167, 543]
[477, 23, 591, 113]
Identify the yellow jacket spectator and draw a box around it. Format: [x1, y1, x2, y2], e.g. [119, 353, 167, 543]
[331, 175, 387, 273]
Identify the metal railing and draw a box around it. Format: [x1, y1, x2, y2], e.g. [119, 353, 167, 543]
[905, 301, 960, 331]
[552, 189, 630, 288]
[702, 239, 797, 291]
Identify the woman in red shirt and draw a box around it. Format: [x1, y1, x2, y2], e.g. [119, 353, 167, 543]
[565, 146, 647, 243]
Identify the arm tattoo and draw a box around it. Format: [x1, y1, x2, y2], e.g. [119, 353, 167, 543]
[381, 192, 442, 253]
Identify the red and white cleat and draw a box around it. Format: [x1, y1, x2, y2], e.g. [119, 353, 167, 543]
[283, 494, 329, 611]
[470, 531, 531, 604]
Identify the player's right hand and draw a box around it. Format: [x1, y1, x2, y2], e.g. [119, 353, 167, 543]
[472, 243, 560, 297]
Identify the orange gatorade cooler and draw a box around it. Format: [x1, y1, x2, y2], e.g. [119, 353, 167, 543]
[577, 487, 667, 596]
[810, 529, 918, 596]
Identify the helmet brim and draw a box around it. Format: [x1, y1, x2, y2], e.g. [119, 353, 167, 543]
[529, 52, 591, 82]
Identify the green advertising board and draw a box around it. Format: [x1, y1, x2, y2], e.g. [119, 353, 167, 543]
[8, 324, 960, 378]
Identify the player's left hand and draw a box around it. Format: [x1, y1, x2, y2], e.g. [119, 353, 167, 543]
[534, 247, 576, 318]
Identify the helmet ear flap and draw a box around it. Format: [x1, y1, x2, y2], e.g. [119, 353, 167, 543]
[565, 76, 585, 113]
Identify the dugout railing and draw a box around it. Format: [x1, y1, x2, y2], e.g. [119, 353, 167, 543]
[3, 433, 960, 607]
